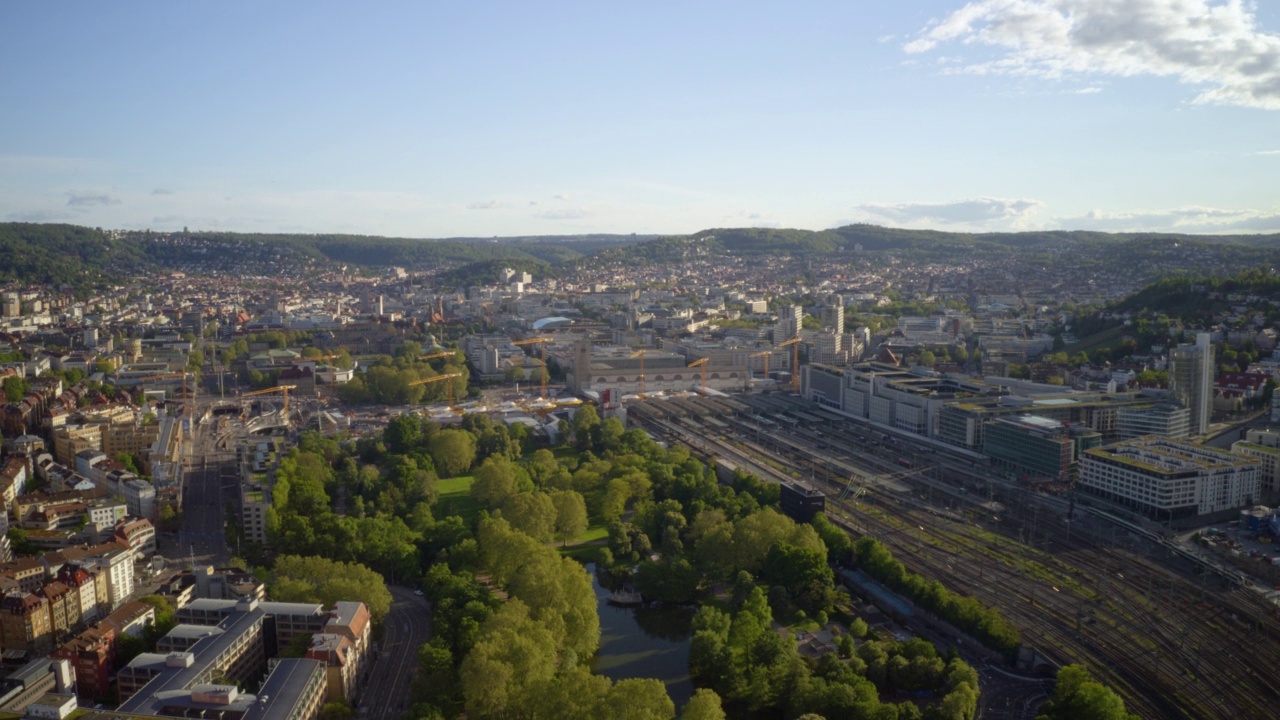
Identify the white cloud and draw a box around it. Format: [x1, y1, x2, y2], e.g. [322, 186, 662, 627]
[855, 197, 1044, 227]
[1256, 149, 1280, 155]
[1058, 205, 1280, 233]
[66, 192, 122, 207]
[905, 0, 1280, 109]
[535, 207, 588, 220]
[466, 199, 505, 210]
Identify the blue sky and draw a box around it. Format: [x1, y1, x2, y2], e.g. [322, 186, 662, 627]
[2, 1, 1278, 237]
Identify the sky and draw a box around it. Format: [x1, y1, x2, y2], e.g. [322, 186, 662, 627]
[2, 0, 1279, 238]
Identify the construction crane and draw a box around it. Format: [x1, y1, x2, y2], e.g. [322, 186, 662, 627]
[777, 336, 801, 393]
[135, 372, 193, 403]
[630, 349, 647, 395]
[688, 358, 709, 394]
[749, 351, 771, 383]
[418, 351, 454, 362]
[513, 337, 553, 397]
[408, 372, 463, 406]
[242, 384, 298, 416]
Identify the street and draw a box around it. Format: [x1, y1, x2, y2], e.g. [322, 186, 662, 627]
[362, 586, 431, 720]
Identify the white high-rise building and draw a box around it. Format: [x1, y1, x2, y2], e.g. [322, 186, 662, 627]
[775, 304, 803, 342]
[1169, 332, 1214, 435]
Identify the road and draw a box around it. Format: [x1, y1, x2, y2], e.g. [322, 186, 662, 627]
[362, 586, 431, 720]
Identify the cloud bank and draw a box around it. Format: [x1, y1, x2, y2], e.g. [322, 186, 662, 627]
[66, 193, 122, 207]
[906, 0, 1280, 109]
[1060, 205, 1280, 233]
[855, 197, 1043, 226]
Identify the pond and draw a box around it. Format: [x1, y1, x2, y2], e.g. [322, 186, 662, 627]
[587, 564, 696, 707]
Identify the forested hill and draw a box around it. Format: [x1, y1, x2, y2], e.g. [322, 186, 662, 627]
[0, 223, 654, 289]
[5, 221, 1280, 292]
[582, 224, 1280, 270]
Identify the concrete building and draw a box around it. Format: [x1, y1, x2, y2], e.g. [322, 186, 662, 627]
[1115, 403, 1191, 440]
[1079, 436, 1261, 522]
[775, 304, 803, 342]
[1232, 429, 1280, 496]
[1169, 332, 1214, 435]
[982, 415, 1100, 482]
[117, 601, 267, 704]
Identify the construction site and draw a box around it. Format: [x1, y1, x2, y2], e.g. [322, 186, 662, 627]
[626, 392, 1280, 720]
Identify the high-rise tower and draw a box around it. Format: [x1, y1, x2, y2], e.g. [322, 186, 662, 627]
[1170, 332, 1214, 435]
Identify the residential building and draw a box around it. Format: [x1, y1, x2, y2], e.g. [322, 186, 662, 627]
[0, 591, 53, 654]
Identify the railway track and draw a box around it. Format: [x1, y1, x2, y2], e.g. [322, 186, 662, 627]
[630, 406, 1280, 719]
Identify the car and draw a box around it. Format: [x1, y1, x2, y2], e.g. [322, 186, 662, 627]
[413, 589, 424, 596]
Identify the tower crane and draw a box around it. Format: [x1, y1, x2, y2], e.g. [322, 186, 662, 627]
[242, 384, 297, 416]
[777, 336, 801, 393]
[512, 337, 553, 398]
[688, 357, 709, 394]
[135, 372, 193, 405]
[749, 351, 771, 383]
[409, 372, 463, 407]
[418, 351, 454, 363]
[629, 349, 647, 395]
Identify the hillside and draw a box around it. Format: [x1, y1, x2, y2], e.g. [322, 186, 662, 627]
[0, 224, 655, 290]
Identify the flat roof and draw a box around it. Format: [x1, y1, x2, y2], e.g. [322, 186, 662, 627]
[119, 607, 266, 714]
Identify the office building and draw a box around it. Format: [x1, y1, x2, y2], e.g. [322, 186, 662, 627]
[1079, 436, 1260, 522]
[1169, 332, 1214, 435]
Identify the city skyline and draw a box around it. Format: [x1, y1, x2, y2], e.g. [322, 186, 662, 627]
[2, 1, 1278, 237]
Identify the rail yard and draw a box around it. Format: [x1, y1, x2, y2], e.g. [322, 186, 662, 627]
[626, 393, 1280, 720]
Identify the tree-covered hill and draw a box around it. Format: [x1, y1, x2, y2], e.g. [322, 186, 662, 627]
[0, 223, 152, 288]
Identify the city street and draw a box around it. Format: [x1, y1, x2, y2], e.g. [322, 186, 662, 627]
[362, 586, 431, 720]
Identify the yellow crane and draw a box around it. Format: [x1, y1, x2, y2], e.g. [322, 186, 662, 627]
[513, 337, 554, 397]
[749, 351, 772, 383]
[688, 357, 709, 394]
[242, 384, 298, 416]
[409, 372, 463, 406]
[629, 349, 647, 395]
[418, 350, 454, 363]
[777, 336, 801, 393]
[136, 372, 192, 402]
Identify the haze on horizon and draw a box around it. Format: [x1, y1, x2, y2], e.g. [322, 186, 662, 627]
[2, 1, 1278, 239]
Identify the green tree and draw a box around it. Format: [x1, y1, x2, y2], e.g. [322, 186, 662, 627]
[269, 555, 392, 622]
[601, 678, 675, 720]
[551, 490, 589, 546]
[429, 429, 478, 478]
[501, 492, 557, 543]
[318, 702, 353, 720]
[1036, 665, 1138, 720]
[680, 689, 727, 720]
[571, 404, 601, 450]
[472, 456, 527, 508]
[385, 415, 424, 455]
[2, 375, 27, 402]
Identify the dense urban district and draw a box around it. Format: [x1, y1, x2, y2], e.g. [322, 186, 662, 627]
[2, 221, 1280, 720]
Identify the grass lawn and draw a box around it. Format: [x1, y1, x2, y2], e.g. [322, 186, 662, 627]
[572, 523, 609, 544]
[436, 475, 481, 523]
[556, 524, 610, 562]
